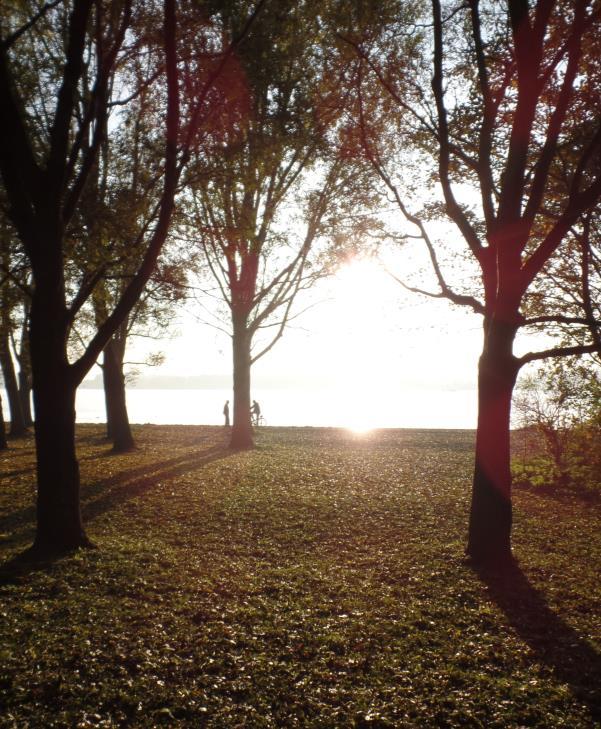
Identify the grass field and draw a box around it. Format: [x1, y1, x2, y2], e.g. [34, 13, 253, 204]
[1, 425, 600, 727]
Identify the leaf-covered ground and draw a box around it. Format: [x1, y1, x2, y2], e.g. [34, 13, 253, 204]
[1, 425, 600, 728]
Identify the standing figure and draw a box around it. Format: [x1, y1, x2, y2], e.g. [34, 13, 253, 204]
[223, 399, 230, 427]
[251, 399, 261, 426]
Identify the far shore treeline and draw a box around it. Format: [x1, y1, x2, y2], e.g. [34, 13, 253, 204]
[78, 374, 338, 390]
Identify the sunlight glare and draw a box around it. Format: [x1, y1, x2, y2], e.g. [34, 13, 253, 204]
[347, 422, 374, 435]
[329, 257, 398, 433]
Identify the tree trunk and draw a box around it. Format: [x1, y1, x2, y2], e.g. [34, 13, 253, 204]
[0, 393, 8, 450]
[467, 319, 519, 567]
[230, 312, 253, 449]
[102, 337, 134, 452]
[18, 312, 33, 427]
[0, 328, 27, 436]
[18, 367, 33, 427]
[32, 374, 90, 552]
[29, 280, 91, 553]
[540, 426, 568, 487]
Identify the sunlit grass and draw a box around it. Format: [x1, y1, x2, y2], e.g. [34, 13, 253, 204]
[0, 425, 599, 727]
[347, 423, 373, 434]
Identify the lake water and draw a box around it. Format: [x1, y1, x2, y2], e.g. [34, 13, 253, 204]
[71, 386, 477, 430]
[1, 385, 478, 430]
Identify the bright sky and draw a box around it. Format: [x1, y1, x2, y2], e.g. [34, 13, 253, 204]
[132, 255, 487, 429]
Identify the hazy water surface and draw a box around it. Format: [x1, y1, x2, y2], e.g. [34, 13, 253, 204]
[72, 386, 477, 429]
[1, 385, 477, 430]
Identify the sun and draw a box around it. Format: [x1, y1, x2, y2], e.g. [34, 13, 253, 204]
[327, 257, 399, 433]
[334, 257, 386, 316]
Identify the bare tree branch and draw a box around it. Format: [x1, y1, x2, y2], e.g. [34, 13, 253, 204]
[431, 0, 484, 260]
[522, 1, 586, 237]
[468, 0, 497, 227]
[518, 343, 598, 366]
[356, 70, 485, 317]
[0, 0, 65, 51]
[71, 0, 180, 385]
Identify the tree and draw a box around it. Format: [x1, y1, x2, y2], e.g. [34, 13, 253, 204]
[0, 220, 27, 436]
[187, 0, 379, 448]
[514, 360, 601, 489]
[95, 263, 186, 451]
[521, 206, 601, 353]
[515, 365, 589, 485]
[14, 298, 33, 427]
[352, 0, 601, 564]
[0, 230, 33, 429]
[0, 0, 181, 552]
[72, 67, 187, 452]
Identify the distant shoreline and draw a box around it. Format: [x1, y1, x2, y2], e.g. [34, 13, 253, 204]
[79, 375, 475, 392]
[79, 374, 338, 390]
[73, 422, 478, 432]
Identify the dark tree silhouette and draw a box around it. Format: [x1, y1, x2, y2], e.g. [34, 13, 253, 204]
[0, 0, 181, 552]
[187, 0, 378, 448]
[76, 66, 187, 453]
[0, 216, 27, 436]
[350, 0, 601, 565]
[15, 301, 33, 427]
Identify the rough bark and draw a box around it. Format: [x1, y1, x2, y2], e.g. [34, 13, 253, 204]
[0, 327, 27, 436]
[230, 311, 253, 449]
[18, 366, 33, 427]
[32, 377, 89, 551]
[29, 275, 91, 552]
[102, 336, 134, 451]
[467, 318, 519, 566]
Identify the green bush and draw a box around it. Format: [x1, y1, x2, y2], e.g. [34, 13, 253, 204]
[512, 422, 601, 492]
[513, 362, 601, 493]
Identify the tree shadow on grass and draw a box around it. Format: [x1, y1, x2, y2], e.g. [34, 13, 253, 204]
[0, 547, 71, 586]
[0, 441, 234, 577]
[476, 560, 601, 722]
[0, 431, 232, 534]
[0, 443, 37, 479]
[81, 443, 232, 521]
[514, 480, 601, 506]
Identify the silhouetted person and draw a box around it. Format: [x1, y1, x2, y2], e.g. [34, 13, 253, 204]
[251, 399, 261, 425]
[223, 400, 230, 427]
